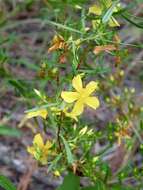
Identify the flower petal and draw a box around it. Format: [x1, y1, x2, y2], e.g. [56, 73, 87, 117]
[45, 140, 52, 149]
[26, 109, 48, 119]
[61, 91, 79, 103]
[85, 96, 100, 109]
[71, 100, 84, 116]
[72, 75, 83, 92]
[38, 109, 48, 119]
[108, 17, 120, 27]
[85, 81, 98, 95]
[33, 133, 44, 148]
[27, 146, 35, 155]
[89, 5, 102, 15]
[65, 111, 78, 121]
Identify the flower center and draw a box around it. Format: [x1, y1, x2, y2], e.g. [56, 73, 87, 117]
[79, 89, 88, 100]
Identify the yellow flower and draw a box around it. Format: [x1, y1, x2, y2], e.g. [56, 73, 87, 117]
[26, 109, 48, 119]
[61, 74, 100, 116]
[27, 133, 52, 165]
[89, 1, 120, 27]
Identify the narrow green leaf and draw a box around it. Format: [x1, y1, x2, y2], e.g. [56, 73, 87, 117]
[47, 153, 62, 173]
[72, 41, 79, 71]
[25, 103, 59, 113]
[121, 13, 143, 28]
[45, 20, 83, 34]
[102, 1, 119, 23]
[0, 175, 16, 190]
[8, 79, 26, 97]
[57, 173, 79, 190]
[0, 19, 83, 34]
[0, 125, 21, 137]
[79, 67, 110, 74]
[60, 135, 74, 164]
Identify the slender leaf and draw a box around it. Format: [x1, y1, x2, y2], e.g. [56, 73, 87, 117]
[8, 79, 27, 97]
[0, 175, 16, 190]
[45, 20, 83, 34]
[25, 103, 59, 113]
[60, 135, 74, 164]
[0, 125, 21, 137]
[102, 1, 119, 23]
[72, 41, 79, 71]
[121, 13, 143, 28]
[47, 153, 62, 173]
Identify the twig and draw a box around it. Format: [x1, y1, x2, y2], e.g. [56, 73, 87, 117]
[17, 158, 37, 190]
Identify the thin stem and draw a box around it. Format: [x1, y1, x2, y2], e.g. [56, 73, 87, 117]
[57, 112, 63, 152]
